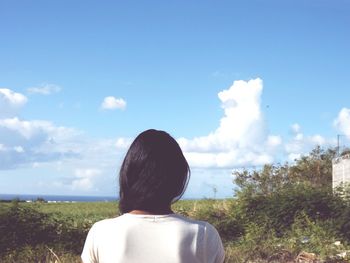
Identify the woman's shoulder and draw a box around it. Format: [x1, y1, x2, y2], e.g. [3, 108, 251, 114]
[174, 214, 217, 228]
[88, 214, 129, 232]
[166, 214, 221, 238]
[172, 215, 224, 261]
[170, 214, 211, 228]
[90, 213, 218, 237]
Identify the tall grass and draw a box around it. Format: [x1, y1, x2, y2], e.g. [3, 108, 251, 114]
[1, 196, 350, 262]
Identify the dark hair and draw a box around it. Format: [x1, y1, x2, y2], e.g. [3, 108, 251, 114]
[119, 129, 190, 214]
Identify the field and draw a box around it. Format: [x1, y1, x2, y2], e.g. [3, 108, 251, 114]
[2, 148, 350, 262]
[2, 195, 350, 263]
[0, 199, 239, 263]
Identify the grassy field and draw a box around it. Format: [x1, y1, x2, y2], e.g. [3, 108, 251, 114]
[0, 200, 234, 263]
[0, 199, 241, 262]
[1, 197, 350, 263]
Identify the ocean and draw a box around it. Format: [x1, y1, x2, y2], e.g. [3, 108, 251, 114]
[0, 193, 117, 202]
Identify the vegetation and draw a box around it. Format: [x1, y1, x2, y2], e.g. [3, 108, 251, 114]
[1, 146, 350, 262]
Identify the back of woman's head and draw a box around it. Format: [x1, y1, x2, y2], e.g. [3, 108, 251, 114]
[119, 129, 190, 214]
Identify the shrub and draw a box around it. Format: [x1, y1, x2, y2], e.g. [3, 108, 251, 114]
[191, 200, 244, 242]
[282, 212, 341, 258]
[0, 244, 81, 263]
[0, 202, 91, 257]
[237, 183, 344, 236]
[0, 202, 55, 254]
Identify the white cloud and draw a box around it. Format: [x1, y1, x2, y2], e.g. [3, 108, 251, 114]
[178, 78, 333, 168]
[13, 146, 24, 153]
[115, 137, 132, 150]
[288, 153, 301, 161]
[101, 96, 126, 110]
[0, 88, 27, 118]
[285, 124, 329, 162]
[0, 117, 55, 139]
[267, 135, 282, 148]
[0, 88, 27, 106]
[27, 83, 61, 95]
[0, 89, 76, 169]
[0, 117, 79, 143]
[75, 168, 102, 178]
[178, 78, 278, 168]
[71, 178, 93, 191]
[0, 117, 80, 169]
[0, 144, 6, 151]
[71, 168, 102, 191]
[311, 135, 326, 145]
[0, 88, 126, 194]
[2, 81, 346, 197]
[291, 123, 301, 133]
[334, 108, 350, 139]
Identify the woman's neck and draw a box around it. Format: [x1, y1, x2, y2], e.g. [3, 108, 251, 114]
[129, 208, 173, 215]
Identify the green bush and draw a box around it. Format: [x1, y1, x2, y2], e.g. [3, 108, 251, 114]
[237, 183, 344, 236]
[0, 201, 91, 257]
[0, 201, 55, 254]
[0, 244, 81, 263]
[192, 201, 244, 242]
[235, 222, 280, 261]
[282, 212, 342, 258]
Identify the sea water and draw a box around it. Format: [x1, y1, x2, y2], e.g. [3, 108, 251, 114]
[0, 193, 117, 202]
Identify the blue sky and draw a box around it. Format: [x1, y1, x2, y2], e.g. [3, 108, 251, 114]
[1, 0, 350, 198]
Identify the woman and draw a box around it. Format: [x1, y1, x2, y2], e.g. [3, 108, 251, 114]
[82, 129, 225, 263]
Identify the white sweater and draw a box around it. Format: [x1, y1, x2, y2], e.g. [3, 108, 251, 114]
[81, 213, 225, 263]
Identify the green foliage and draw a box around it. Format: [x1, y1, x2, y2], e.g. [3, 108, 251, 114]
[234, 146, 336, 195]
[237, 183, 344, 236]
[236, 222, 280, 261]
[0, 202, 102, 257]
[0, 202, 54, 253]
[229, 146, 350, 261]
[188, 199, 244, 242]
[35, 197, 46, 203]
[1, 244, 81, 263]
[282, 212, 341, 258]
[290, 146, 336, 188]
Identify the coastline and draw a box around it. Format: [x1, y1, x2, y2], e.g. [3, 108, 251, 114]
[0, 193, 118, 203]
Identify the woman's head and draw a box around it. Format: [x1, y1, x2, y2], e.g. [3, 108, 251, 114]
[119, 129, 190, 214]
